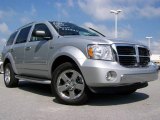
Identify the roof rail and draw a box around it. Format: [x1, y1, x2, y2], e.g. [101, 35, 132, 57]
[17, 21, 35, 30]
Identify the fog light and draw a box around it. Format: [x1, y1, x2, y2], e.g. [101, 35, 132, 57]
[106, 71, 117, 81]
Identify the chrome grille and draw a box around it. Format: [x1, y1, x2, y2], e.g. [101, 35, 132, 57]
[117, 46, 135, 55]
[114, 44, 150, 67]
[138, 47, 150, 56]
[139, 57, 150, 67]
[118, 56, 137, 66]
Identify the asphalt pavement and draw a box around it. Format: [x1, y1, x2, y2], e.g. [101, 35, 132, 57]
[0, 73, 160, 120]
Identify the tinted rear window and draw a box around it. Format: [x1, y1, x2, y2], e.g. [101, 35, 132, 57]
[15, 26, 32, 44]
[6, 31, 18, 46]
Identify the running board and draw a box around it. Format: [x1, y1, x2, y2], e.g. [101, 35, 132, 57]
[15, 75, 51, 84]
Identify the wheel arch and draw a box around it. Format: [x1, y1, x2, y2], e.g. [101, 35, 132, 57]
[51, 55, 82, 76]
[3, 58, 10, 69]
[49, 46, 87, 78]
[3, 54, 18, 74]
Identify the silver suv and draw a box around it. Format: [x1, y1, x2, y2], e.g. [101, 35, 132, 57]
[2, 21, 158, 105]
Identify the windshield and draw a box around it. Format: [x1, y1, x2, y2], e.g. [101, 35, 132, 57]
[50, 21, 99, 36]
[88, 28, 106, 37]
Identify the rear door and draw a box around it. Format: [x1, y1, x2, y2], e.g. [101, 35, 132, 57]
[4, 31, 18, 55]
[12, 26, 32, 74]
[23, 23, 52, 78]
[3, 31, 18, 71]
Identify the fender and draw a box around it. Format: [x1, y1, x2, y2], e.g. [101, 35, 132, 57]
[3, 52, 18, 74]
[48, 46, 87, 77]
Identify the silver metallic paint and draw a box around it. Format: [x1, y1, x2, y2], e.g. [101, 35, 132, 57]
[2, 21, 158, 88]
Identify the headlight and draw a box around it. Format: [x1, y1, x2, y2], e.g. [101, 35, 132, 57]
[87, 44, 113, 60]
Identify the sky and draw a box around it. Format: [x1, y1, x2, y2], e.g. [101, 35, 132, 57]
[0, 0, 160, 54]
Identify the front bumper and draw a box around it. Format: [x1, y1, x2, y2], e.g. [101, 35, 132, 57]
[154, 62, 160, 70]
[80, 60, 158, 87]
[89, 82, 148, 93]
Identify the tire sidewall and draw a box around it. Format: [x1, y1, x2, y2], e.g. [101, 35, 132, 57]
[51, 62, 88, 105]
[4, 63, 18, 87]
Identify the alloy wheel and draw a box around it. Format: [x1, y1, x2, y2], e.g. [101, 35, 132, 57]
[57, 70, 85, 100]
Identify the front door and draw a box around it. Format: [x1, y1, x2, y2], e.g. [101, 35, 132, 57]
[23, 23, 53, 78]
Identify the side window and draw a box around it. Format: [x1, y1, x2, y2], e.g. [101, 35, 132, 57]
[6, 31, 18, 46]
[31, 24, 52, 41]
[15, 26, 32, 44]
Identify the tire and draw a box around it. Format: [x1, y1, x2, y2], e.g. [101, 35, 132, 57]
[4, 63, 19, 87]
[0, 64, 3, 74]
[117, 89, 137, 95]
[51, 62, 88, 105]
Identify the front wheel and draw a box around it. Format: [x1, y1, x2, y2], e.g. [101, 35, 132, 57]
[51, 62, 88, 105]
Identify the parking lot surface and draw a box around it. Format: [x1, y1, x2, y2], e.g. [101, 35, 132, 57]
[0, 73, 160, 120]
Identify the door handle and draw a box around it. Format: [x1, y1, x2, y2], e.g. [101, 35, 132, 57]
[25, 46, 31, 51]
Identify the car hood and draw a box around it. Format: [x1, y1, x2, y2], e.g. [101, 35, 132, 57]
[62, 36, 112, 44]
[62, 36, 146, 46]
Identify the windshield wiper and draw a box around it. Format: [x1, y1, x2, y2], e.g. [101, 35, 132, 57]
[89, 27, 106, 37]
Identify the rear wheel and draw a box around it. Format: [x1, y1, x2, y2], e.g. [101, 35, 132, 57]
[4, 63, 19, 87]
[51, 62, 88, 105]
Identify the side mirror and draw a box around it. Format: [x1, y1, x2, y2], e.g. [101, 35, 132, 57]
[33, 30, 52, 40]
[33, 30, 46, 37]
